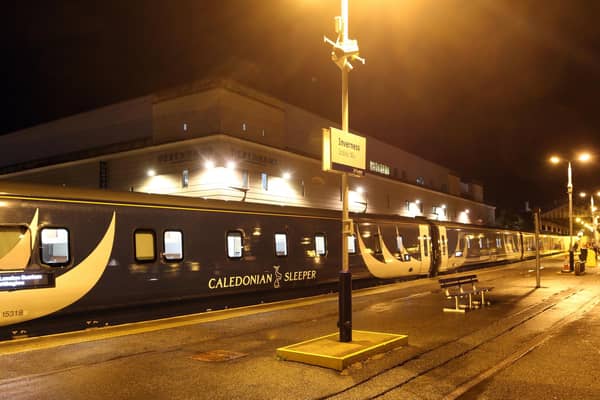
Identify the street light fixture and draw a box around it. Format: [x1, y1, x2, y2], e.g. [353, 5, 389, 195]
[549, 152, 592, 270]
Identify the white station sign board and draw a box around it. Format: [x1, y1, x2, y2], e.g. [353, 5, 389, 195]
[322, 127, 366, 176]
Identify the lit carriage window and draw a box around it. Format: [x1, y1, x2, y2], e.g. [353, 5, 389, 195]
[163, 230, 183, 261]
[274, 233, 288, 257]
[348, 234, 357, 254]
[40, 228, 70, 266]
[314, 234, 327, 256]
[182, 169, 189, 188]
[396, 235, 403, 252]
[261, 173, 268, 191]
[227, 231, 243, 259]
[135, 230, 156, 262]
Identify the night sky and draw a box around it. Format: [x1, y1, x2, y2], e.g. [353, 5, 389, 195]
[4, 1, 600, 210]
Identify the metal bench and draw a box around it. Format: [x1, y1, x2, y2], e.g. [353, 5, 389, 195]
[438, 274, 493, 313]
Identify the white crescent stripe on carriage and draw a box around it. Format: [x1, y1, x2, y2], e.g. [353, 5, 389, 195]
[377, 225, 401, 264]
[0, 212, 116, 327]
[0, 209, 38, 271]
[355, 224, 421, 279]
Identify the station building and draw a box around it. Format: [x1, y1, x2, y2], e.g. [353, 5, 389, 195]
[0, 80, 495, 225]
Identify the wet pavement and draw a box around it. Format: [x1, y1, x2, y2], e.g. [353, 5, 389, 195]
[1, 255, 600, 399]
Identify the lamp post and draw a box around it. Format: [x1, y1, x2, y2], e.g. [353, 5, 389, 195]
[579, 191, 600, 244]
[324, 0, 365, 342]
[550, 153, 591, 271]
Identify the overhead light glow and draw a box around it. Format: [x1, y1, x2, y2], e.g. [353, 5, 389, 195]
[549, 156, 561, 164]
[282, 171, 291, 180]
[147, 169, 156, 177]
[578, 152, 591, 162]
[204, 160, 215, 169]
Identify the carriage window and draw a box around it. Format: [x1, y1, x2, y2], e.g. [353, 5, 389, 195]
[0, 226, 29, 259]
[373, 234, 382, 254]
[441, 235, 446, 256]
[396, 235, 404, 252]
[423, 236, 429, 257]
[315, 234, 327, 256]
[274, 233, 288, 256]
[41, 228, 70, 266]
[227, 231, 243, 259]
[348, 235, 357, 254]
[163, 230, 183, 261]
[135, 230, 156, 262]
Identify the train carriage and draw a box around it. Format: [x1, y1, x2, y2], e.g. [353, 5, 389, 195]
[0, 182, 568, 335]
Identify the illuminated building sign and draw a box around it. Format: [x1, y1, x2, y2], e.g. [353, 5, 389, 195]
[322, 127, 366, 176]
[0, 272, 55, 292]
[231, 149, 279, 166]
[369, 161, 390, 176]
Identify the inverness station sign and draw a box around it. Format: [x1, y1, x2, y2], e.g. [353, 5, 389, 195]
[322, 127, 366, 176]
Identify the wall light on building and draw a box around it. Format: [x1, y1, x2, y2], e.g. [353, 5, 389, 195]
[147, 169, 156, 177]
[282, 171, 291, 180]
[458, 210, 471, 224]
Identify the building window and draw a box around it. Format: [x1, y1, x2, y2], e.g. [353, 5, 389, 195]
[315, 234, 327, 256]
[261, 173, 268, 191]
[401, 170, 407, 180]
[274, 233, 288, 256]
[369, 161, 390, 176]
[182, 169, 189, 188]
[134, 230, 156, 262]
[226, 231, 244, 259]
[40, 228, 70, 267]
[163, 230, 183, 261]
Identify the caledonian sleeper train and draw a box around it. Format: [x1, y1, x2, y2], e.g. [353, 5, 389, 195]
[0, 183, 568, 332]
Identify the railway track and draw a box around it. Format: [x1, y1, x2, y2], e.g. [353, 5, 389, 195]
[318, 285, 600, 400]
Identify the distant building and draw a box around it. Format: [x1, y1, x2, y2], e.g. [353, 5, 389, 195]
[541, 203, 592, 234]
[0, 79, 495, 224]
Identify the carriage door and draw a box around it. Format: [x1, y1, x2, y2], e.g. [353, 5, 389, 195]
[418, 224, 431, 275]
[436, 225, 449, 273]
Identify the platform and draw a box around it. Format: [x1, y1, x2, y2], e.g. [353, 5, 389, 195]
[3, 256, 600, 399]
[276, 330, 408, 370]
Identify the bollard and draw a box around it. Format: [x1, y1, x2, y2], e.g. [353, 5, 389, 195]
[569, 251, 575, 272]
[338, 270, 352, 342]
